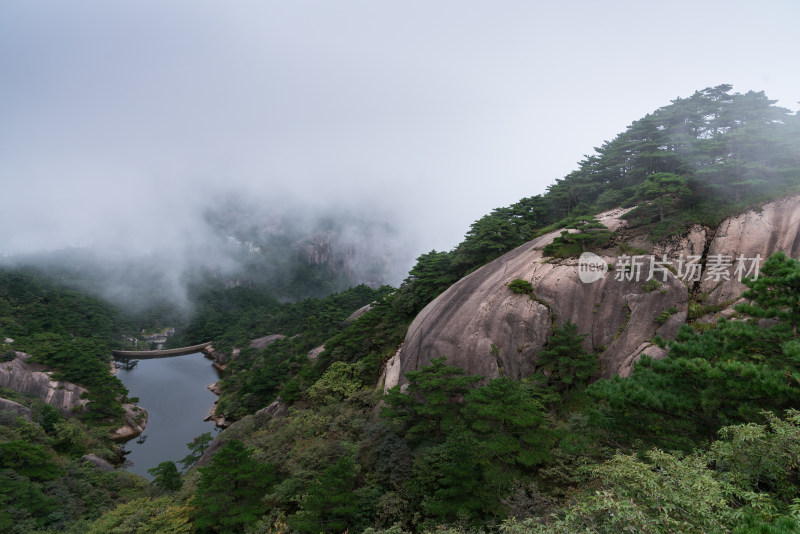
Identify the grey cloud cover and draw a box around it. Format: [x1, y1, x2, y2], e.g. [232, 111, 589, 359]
[2, 0, 798, 261]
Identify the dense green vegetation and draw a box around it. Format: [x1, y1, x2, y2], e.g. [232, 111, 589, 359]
[1, 86, 798, 532]
[189, 283, 394, 419]
[0, 392, 151, 530]
[0, 270, 133, 421]
[96, 250, 797, 533]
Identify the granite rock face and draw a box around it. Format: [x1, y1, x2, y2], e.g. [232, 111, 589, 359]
[0, 353, 88, 413]
[81, 454, 115, 472]
[249, 334, 287, 350]
[0, 398, 32, 422]
[110, 403, 148, 441]
[700, 196, 800, 307]
[385, 196, 800, 389]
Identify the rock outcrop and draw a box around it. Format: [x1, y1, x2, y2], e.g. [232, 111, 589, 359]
[199, 397, 289, 467]
[307, 345, 325, 361]
[249, 334, 287, 350]
[110, 403, 148, 441]
[203, 403, 230, 429]
[256, 397, 288, 419]
[385, 196, 800, 389]
[700, 196, 800, 306]
[0, 398, 32, 422]
[81, 454, 115, 472]
[346, 304, 372, 322]
[204, 380, 230, 428]
[0, 352, 88, 413]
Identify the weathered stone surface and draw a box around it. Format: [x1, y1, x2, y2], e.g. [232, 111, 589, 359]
[380, 345, 404, 391]
[393, 196, 800, 386]
[346, 304, 372, 322]
[597, 206, 635, 231]
[204, 344, 229, 367]
[249, 334, 287, 350]
[111, 403, 148, 441]
[701, 196, 800, 306]
[256, 397, 288, 419]
[203, 402, 230, 429]
[618, 342, 669, 378]
[307, 345, 325, 361]
[651, 224, 708, 261]
[82, 454, 114, 472]
[0, 353, 88, 414]
[0, 398, 32, 422]
[398, 206, 691, 384]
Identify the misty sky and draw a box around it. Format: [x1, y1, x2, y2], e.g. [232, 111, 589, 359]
[2, 1, 799, 263]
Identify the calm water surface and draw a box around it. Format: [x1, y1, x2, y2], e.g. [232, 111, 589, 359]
[115, 353, 221, 479]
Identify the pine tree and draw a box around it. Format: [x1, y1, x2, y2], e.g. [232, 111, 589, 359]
[535, 320, 597, 400]
[179, 432, 213, 471]
[588, 253, 800, 450]
[635, 172, 691, 221]
[737, 251, 800, 337]
[464, 377, 553, 471]
[189, 439, 274, 532]
[543, 217, 611, 256]
[291, 455, 362, 533]
[382, 357, 482, 443]
[148, 461, 182, 492]
[405, 431, 488, 525]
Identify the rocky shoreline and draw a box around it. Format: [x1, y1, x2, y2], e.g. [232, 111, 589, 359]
[203, 381, 229, 428]
[110, 403, 148, 441]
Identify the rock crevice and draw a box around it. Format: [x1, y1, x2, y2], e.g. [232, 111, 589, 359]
[387, 197, 800, 388]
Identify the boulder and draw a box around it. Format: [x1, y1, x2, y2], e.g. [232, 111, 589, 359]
[203, 403, 229, 428]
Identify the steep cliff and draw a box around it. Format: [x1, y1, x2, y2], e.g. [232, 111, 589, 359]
[384, 196, 800, 389]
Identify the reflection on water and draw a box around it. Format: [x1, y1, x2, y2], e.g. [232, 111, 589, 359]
[115, 353, 221, 479]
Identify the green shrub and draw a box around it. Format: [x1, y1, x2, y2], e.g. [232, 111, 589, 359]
[643, 279, 662, 293]
[655, 307, 678, 324]
[508, 279, 534, 295]
[618, 242, 647, 256]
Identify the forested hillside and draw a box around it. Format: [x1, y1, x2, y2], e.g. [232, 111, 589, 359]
[2, 86, 799, 532]
[0, 270, 133, 420]
[0, 270, 155, 530]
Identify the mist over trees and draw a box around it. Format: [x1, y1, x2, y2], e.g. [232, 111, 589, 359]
[0, 194, 414, 330]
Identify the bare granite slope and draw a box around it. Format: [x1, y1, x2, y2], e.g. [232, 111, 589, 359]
[383, 196, 800, 389]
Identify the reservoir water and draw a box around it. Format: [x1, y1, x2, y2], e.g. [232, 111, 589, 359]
[114, 352, 221, 479]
